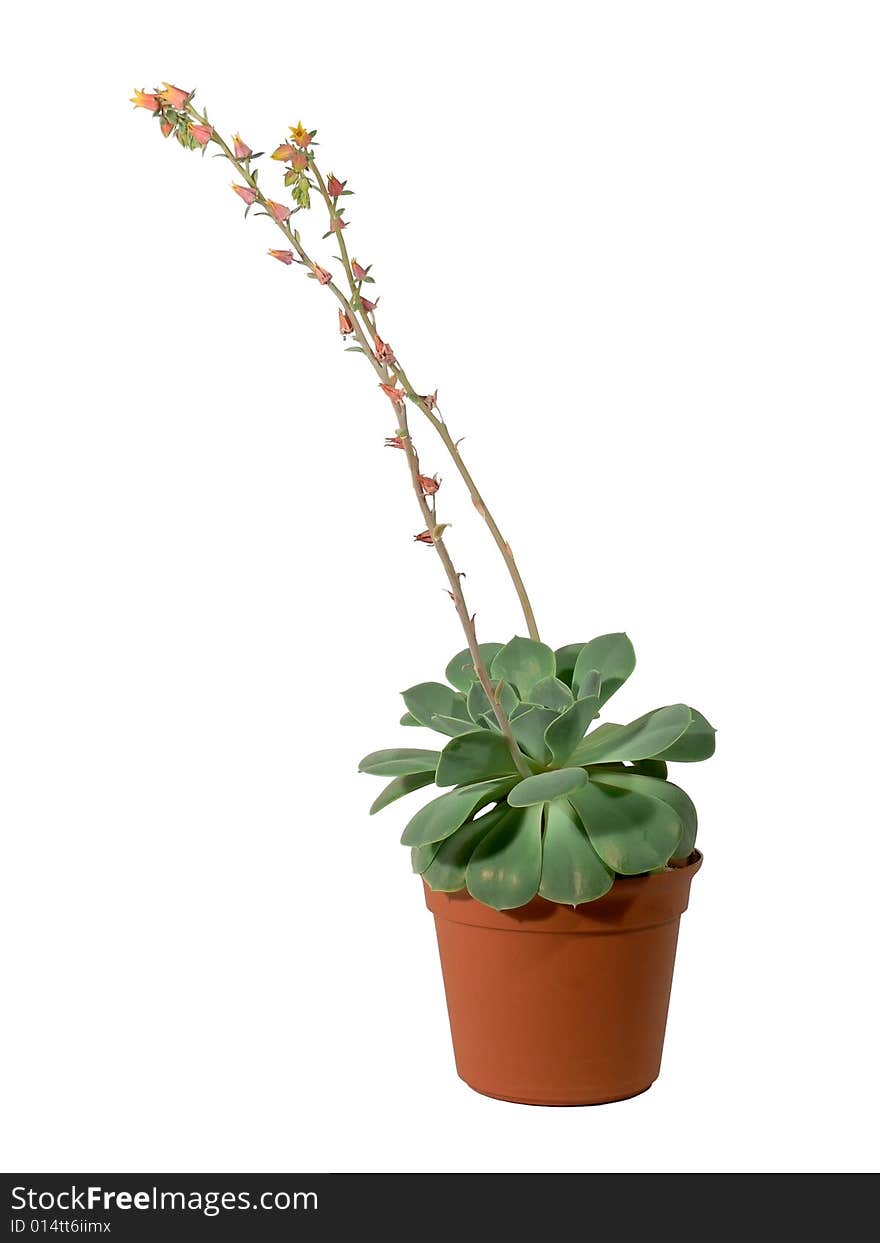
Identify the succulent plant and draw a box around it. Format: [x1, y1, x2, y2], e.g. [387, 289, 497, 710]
[360, 634, 714, 910]
[132, 95, 716, 914]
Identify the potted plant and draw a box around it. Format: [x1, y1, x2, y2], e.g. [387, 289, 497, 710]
[132, 85, 716, 1106]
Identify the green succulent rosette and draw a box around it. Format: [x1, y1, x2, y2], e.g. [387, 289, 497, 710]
[360, 634, 714, 911]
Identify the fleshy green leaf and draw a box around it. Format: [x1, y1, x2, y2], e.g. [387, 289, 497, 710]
[410, 841, 441, 874]
[569, 780, 683, 874]
[508, 767, 588, 806]
[553, 643, 587, 688]
[572, 633, 636, 705]
[401, 777, 515, 847]
[429, 714, 484, 737]
[568, 723, 618, 754]
[490, 637, 556, 698]
[568, 705, 692, 766]
[421, 806, 507, 892]
[539, 798, 614, 904]
[509, 705, 556, 763]
[528, 676, 574, 712]
[465, 804, 543, 910]
[467, 679, 519, 725]
[401, 682, 469, 731]
[399, 711, 421, 727]
[445, 643, 504, 693]
[435, 730, 520, 787]
[466, 686, 487, 723]
[577, 668, 601, 700]
[629, 758, 668, 778]
[654, 709, 716, 761]
[544, 694, 601, 765]
[358, 748, 440, 777]
[370, 771, 435, 814]
[590, 770, 698, 858]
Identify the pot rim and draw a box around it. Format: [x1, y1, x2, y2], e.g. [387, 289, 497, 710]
[424, 850, 702, 934]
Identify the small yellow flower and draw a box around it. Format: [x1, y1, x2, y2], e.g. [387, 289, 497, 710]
[289, 121, 312, 149]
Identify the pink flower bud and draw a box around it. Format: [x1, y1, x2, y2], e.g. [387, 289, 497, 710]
[190, 123, 213, 146]
[360, 295, 379, 313]
[233, 133, 252, 159]
[130, 89, 160, 112]
[291, 151, 309, 172]
[418, 474, 440, 496]
[312, 264, 333, 285]
[338, 310, 354, 337]
[266, 200, 291, 223]
[268, 249, 294, 264]
[414, 530, 434, 545]
[271, 143, 296, 162]
[159, 83, 191, 109]
[327, 174, 346, 197]
[374, 335, 396, 365]
[379, 383, 406, 406]
[232, 183, 258, 205]
[351, 260, 368, 282]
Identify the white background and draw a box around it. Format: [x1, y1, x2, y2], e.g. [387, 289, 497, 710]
[2, 0, 878, 1174]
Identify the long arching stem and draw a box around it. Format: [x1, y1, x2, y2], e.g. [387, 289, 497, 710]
[309, 161, 540, 641]
[184, 102, 531, 776]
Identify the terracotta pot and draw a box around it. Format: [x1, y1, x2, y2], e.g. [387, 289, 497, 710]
[424, 851, 702, 1106]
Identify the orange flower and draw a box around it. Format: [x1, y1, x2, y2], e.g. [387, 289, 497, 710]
[384, 436, 406, 449]
[269, 249, 294, 264]
[338, 310, 354, 337]
[159, 83, 191, 109]
[327, 174, 346, 197]
[289, 122, 312, 149]
[414, 530, 434, 545]
[232, 183, 258, 205]
[130, 89, 160, 112]
[312, 263, 332, 284]
[379, 383, 406, 406]
[233, 133, 252, 159]
[190, 123, 213, 146]
[265, 200, 291, 223]
[351, 259, 369, 282]
[160, 118, 174, 138]
[374, 335, 396, 365]
[271, 143, 296, 162]
[418, 474, 440, 496]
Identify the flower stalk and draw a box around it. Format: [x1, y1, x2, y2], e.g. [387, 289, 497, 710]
[308, 156, 540, 641]
[134, 88, 533, 775]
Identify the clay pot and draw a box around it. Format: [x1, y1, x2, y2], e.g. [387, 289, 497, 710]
[424, 852, 702, 1106]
